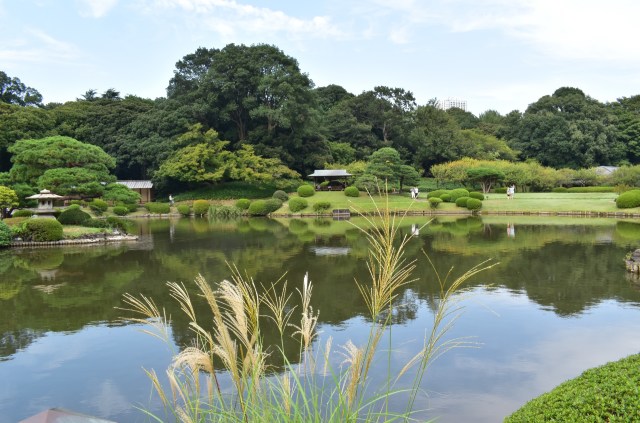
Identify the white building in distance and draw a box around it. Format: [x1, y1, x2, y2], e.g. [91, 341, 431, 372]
[438, 98, 468, 111]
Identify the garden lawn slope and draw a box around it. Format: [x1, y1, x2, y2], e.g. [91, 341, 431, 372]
[505, 353, 640, 422]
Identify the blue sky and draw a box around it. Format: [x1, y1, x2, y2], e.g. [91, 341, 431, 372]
[1, 0, 639, 115]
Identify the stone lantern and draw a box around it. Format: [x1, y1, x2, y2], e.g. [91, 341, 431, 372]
[26, 189, 63, 218]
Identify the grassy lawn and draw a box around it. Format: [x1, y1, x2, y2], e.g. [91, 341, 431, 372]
[274, 191, 628, 215]
[62, 225, 107, 238]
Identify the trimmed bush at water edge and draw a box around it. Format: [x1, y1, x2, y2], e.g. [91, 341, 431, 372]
[23, 219, 64, 242]
[145, 202, 171, 214]
[288, 197, 308, 212]
[616, 189, 640, 208]
[235, 199, 251, 210]
[466, 198, 483, 211]
[192, 200, 210, 216]
[312, 201, 331, 212]
[0, 220, 12, 246]
[176, 204, 191, 216]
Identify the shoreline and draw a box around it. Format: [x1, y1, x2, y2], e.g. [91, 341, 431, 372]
[10, 234, 138, 248]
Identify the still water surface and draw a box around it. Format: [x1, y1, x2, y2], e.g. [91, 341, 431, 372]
[1, 216, 640, 422]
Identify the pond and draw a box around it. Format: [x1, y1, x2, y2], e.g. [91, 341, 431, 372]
[1, 216, 640, 422]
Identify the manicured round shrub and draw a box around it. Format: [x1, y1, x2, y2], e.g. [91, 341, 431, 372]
[248, 200, 269, 216]
[123, 203, 139, 213]
[57, 207, 91, 225]
[455, 197, 470, 207]
[466, 198, 483, 211]
[344, 186, 360, 197]
[297, 184, 315, 198]
[616, 189, 640, 209]
[272, 190, 289, 202]
[145, 202, 171, 214]
[469, 192, 484, 200]
[428, 197, 443, 209]
[264, 198, 283, 213]
[0, 220, 12, 247]
[235, 198, 251, 210]
[313, 201, 331, 212]
[192, 200, 210, 216]
[440, 193, 452, 202]
[82, 218, 110, 229]
[449, 188, 470, 202]
[112, 206, 129, 216]
[23, 219, 64, 242]
[177, 204, 191, 216]
[11, 209, 34, 217]
[89, 199, 108, 215]
[288, 197, 308, 213]
[427, 189, 448, 199]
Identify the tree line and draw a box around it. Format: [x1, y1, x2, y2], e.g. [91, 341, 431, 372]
[1, 43, 640, 194]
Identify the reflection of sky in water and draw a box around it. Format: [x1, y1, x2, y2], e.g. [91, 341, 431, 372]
[3, 219, 640, 422]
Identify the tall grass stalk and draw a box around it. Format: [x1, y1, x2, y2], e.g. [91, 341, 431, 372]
[121, 191, 495, 422]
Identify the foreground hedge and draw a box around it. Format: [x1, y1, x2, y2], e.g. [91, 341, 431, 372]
[23, 219, 64, 242]
[616, 189, 640, 209]
[506, 353, 640, 422]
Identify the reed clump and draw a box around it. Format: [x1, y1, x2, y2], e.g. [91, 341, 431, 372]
[121, 192, 495, 422]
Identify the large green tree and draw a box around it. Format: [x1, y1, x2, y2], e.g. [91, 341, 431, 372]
[0, 71, 43, 107]
[8, 136, 116, 186]
[0, 185, 19, 219]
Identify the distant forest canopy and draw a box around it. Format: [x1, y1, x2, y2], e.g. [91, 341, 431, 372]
[2, 43, 640, 186]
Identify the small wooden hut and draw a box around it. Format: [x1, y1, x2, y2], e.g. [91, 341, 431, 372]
[116, 180, 153, 203]
[307, 170, 352, 191]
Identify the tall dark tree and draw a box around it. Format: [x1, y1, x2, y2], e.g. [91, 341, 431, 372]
[0, 71, 43, 107]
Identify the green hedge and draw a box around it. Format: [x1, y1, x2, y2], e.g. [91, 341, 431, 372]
[23, 219, 64, 242]
[288, 197, 308, 213]
[192, 200, 209, 216]
[455, 197, 470, 207]
[112, 206, 129, 216]
[272, 190, 289, 202]
[344, 186, 360, 197]
[89, 199, 108, 215]
[466, 198, 483, 211]
[174, 180, 302, 201]
[552, 187, 568, 193]
[616, 189, 640, 209]
[428, 197, 443, 209]
[11, 209, 34, 217]
[0, 220, 12, 247]
[440, 193, 452, 202]
[264, 198, 283, 213]
[82, 218, 110, 229]
[449, 188, 470, 202]
[235, 199, 251, 210]
[427, 189, 448, 199]
[145, 202, 171, 214]
[313, 201, 331, 212]
[506, 353, 640, 422]
[494, 187, 507, 194]
[248, 200, 269, 216]
[57, 207, 91, 225]
[567, 186, 615, 193]
[208, 204, 242, 219]
[469, 192, 484, 200]
[177, 204, 191, 216]
[297, 184, 315, 197]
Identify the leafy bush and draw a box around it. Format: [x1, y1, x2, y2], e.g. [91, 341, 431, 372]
[57, 207, 91, 225]
[616, 189, 640, 208]
[552, 187, 568, 193]
[68, 199, 84, 206]
[440, 193, 452, 202]
[428, 197, 443, 209]
[567, 186, 615, 193]
[466, 198, 483, 211]
[123, 203, 139, 213]
[297, 184, 315, 198]
[272, 190, 289, 202]
[112, 206, 129, 216]
[469, 192, 484, 200]
[208, 205, 242, 219]
[23, 219, 64, 242]
[177, 204, 191, 216]
[494, 187, 507, 194]
[313, 201, 331, 212]
[175, 181, 302, 201]
[288, 197, 308, 213]
[235, 199, 251, 210]
[145, 202, 171, 214]
[264, 198, 283, 213]
[344, 186, 360, 197]
[455, 197, 470, 207]
[248, 200, 269, 216]
[449, 188, 470, 202]
[89, 199, 108, 215]
[106, 216, 132, 233]
[0, 220, 12, 247]
[505, 353, 640, 422]
[427, 189, 448, 199]
[192, 200, 210, 216]
[82, 218, 110, 229]
[11, 209, 33, 217]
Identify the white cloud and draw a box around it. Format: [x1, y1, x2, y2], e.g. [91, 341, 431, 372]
[77, 0, 119, 18]
[142, 0, 343, 39]
[0, 28, 79, 65]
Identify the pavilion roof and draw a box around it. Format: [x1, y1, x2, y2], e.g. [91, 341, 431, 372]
[307, 170, 352, 177]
